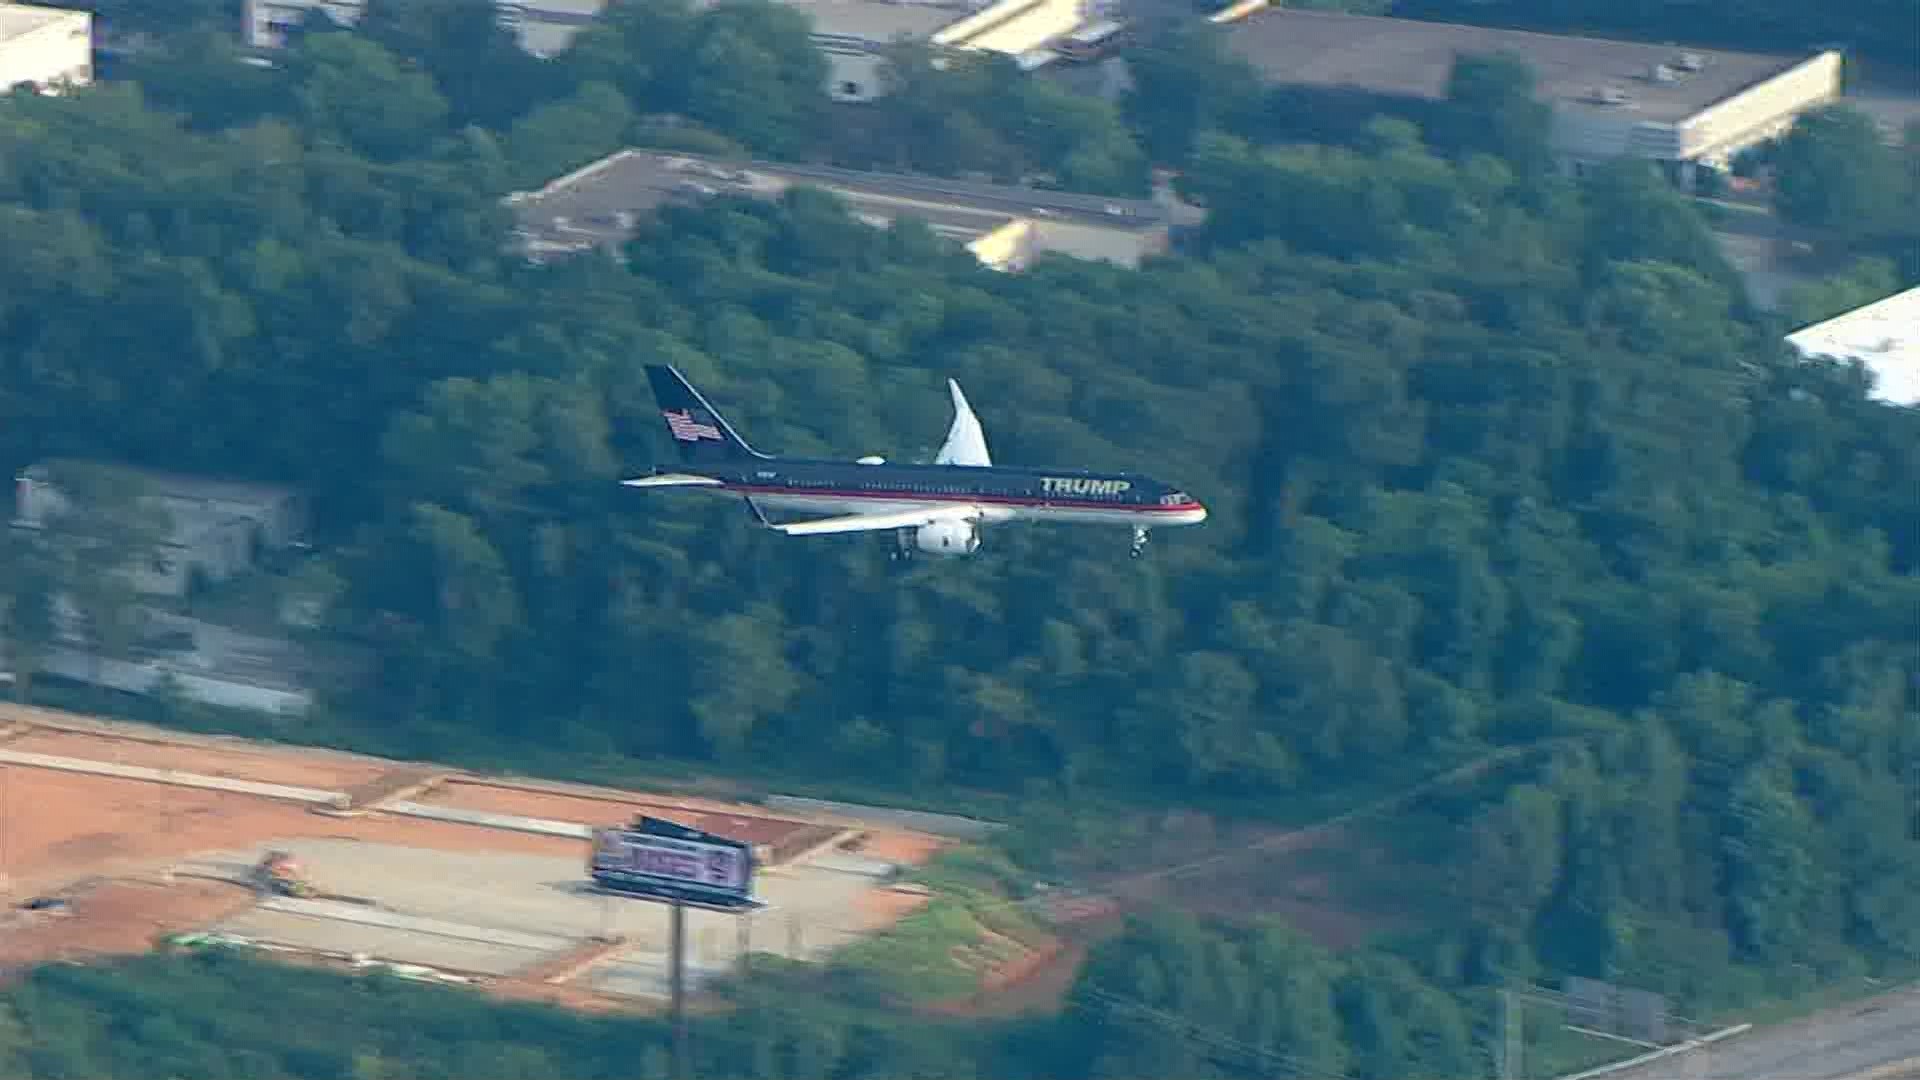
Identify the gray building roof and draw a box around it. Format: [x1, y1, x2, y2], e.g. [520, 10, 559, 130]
[507, 149, 1174, 257]
[1226, 11, 1816, 124]
[783, 0, 961, 44]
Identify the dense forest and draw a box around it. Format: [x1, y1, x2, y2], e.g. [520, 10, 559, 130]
[0, 924, 1526, 1079]
[3, 2, 1919, 1077]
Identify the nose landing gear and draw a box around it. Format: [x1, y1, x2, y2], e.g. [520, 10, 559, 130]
[1130, 527, 1150, 559]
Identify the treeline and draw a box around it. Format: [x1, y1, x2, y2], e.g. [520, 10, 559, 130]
[0, 948, 996, 1079]
[1760, 103, 1920, 283]
[0, 929, 1486, 1080]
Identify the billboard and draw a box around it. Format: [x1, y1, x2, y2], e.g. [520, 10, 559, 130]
[588, 816, 759, 909]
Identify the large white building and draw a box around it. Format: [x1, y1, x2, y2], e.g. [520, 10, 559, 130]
[1226, 12, 1842, 188]
[1785, 286, 1920, 406]
[0, 3, 91, 94]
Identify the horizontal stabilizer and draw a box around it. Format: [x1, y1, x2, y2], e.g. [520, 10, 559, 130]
[622, 474, 725, 488]
[771, 504, 979, 537]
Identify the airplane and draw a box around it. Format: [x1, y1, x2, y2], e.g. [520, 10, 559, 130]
[621, 365, 1208, 560]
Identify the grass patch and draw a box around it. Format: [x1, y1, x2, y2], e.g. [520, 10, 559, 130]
[826, 846, 1053, 1005]
[1523, 1022, 1643, 1078]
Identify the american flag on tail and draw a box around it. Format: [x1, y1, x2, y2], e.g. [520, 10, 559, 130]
[663, 408, 723, 442]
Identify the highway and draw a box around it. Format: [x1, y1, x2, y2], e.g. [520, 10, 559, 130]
[1600, 983, 1920, 1080]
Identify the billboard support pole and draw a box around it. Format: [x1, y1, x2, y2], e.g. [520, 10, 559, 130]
[671, 897, 689, 1080]
[737, 910, 751, 977]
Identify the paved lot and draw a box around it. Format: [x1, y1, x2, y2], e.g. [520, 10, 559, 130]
[1604, 984, 1920, 1080]
[186, 837, 913, 995]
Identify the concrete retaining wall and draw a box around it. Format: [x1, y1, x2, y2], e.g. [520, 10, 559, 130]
[0, 748, 346, 806]
[380, 800, 593, 840]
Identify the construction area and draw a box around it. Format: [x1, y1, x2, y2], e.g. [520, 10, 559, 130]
[0, 706, 950, 1008]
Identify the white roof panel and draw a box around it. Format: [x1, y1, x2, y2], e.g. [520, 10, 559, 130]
[1785, 286, 1920, 406]
[0, 3, 72, 41]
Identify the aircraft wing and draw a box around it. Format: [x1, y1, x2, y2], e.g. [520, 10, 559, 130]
[933, 379, 992, 467]
[770, 503, 980, 537]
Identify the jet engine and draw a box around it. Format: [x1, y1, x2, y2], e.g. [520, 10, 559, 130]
[914, 519, 981, 556]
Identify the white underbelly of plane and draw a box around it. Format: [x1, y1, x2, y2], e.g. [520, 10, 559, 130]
[753, 494, 944, 516]
[742, 493, 1203, 528]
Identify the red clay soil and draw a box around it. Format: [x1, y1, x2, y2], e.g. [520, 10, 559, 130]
[0, 878, 258, 974]
[0, 767, 585, 901]
[1092, 820, 1403, 951]
[852, 830, 949, 865]
[849, 885, 935, 931]
[3, 728, 391, 793]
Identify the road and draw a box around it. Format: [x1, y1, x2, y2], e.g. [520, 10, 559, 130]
[1601, 983, 1920, 1080]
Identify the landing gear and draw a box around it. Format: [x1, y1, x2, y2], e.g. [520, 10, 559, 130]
[889, 527, 915, 562]
[1130, 526, 1150, 559]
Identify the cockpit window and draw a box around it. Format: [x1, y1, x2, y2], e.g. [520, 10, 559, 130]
[1161, 491, 1189, 505]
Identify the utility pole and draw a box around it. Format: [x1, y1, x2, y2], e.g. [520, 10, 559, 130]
[670, 898, 689, 1080]
[1501, 988, 1523, 1080]
[736, 910, 751, 977]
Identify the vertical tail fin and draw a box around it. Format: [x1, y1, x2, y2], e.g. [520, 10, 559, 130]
[644, 365, 764, 464]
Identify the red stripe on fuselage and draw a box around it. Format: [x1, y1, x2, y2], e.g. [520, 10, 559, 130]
[722, 483, 1202, 514]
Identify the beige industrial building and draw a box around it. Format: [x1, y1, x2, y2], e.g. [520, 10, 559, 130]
[1226, 11, 1842, 187]
[774, 0, 1089, 102]
[14, 463, 309, 599]
[506, 148, 1190, 270]
[241, 0, 1083, 98]
[0, 3, 91, 94]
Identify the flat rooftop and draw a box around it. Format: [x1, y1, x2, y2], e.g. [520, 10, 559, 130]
[0, 3, 75, 41]
[512, 0, 607, 58]
[1226, 11, 1817, 124]
[784, 0, 962, 43]
[508, 149, 1172, 255]
[1786, 286, 1920, 405]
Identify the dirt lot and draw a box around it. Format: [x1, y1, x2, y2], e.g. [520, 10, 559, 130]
[852, 830, 948, 865]
[0, 878, 258, 974]
[2, 727, 389, 793]
[0, 767, 583, 902]
[0, 710, 955, 1005]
